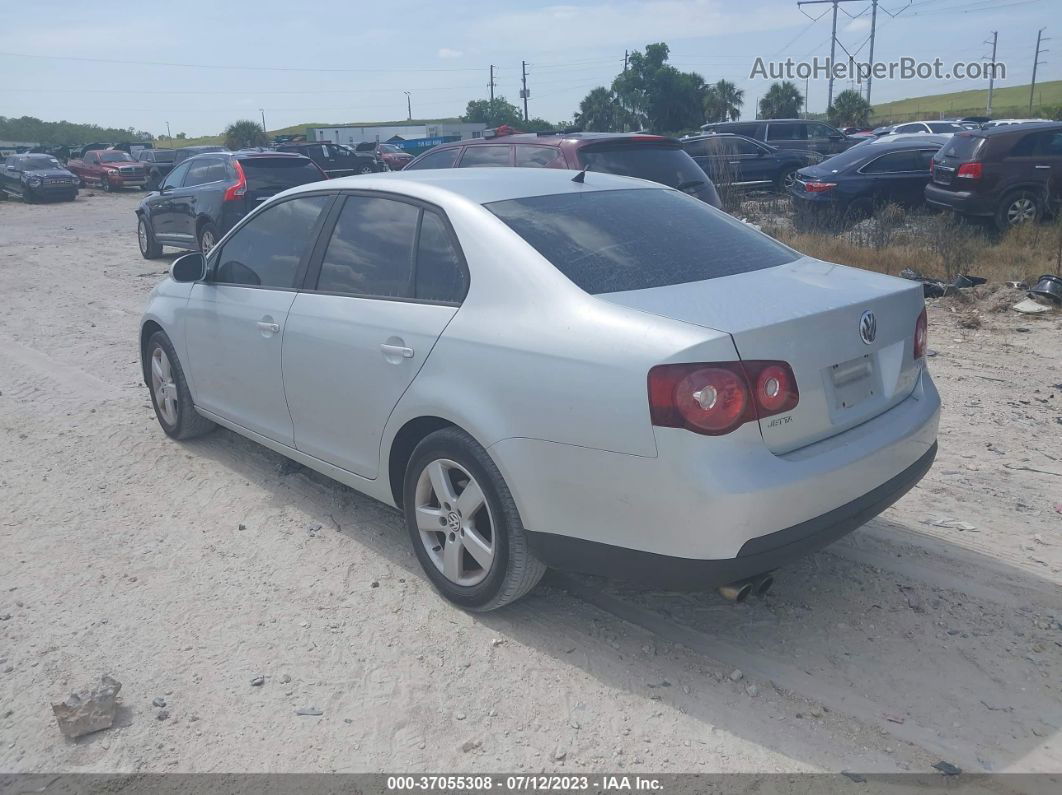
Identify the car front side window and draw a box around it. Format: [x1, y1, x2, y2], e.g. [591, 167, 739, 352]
[214, 195, 332, 289]
[406, 148, 460, 170]
[160, 162, 191, 190]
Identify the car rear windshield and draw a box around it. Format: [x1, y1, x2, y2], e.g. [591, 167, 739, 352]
[154, 150, 175, 162]
[486, 188, 797, 295]
[577, 144, 703, 188]
[939, 134, 985, 160]
[239, 157, 324, 190]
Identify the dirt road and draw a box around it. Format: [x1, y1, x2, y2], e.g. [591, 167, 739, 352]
[1, 191, 1060, 774]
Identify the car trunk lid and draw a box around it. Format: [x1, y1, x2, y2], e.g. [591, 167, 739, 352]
[599, 257, 926, 454]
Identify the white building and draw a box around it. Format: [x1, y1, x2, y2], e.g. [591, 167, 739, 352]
[307, 122, 486, 152]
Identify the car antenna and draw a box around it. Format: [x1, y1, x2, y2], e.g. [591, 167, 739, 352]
[571, 164, 590, 183]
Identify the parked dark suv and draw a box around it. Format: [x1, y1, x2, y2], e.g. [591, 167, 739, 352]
[925, 122, 1062, 231]
[136, 148, 176, 191]
[682, 133, 819, 193]
[275, 141, 378, 177]
[135, 150, 326, 257]
[699, 119, 858, 157]
[404, 132, 721, 208]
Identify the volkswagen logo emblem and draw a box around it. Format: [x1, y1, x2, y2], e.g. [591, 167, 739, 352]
[859, 310, 877, 345]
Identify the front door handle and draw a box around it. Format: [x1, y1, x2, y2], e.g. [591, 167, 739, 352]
[1034, 164, 1051, 169]
[257, 321, 280, 334]
[380, 343, 414, 359]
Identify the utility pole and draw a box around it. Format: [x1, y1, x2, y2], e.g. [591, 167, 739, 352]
[489, 65, 495, 102]
[865, 0, 878, 104]
[624, 50, 629, 72]
[827, 0, 838, 110]
[165, 121, 171, 141]
[985, 31, 998, 115]
[520, 61, 529, 122]
[259, 108, 266, 132]
[404, 91, 412, 121]
[1029, 28, 1048, 115]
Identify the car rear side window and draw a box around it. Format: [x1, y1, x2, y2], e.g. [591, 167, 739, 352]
[316, 196, 419, 298]
[861, 150, 926, 173]
[767, 123, 806, 141]
[487, 188, 797, 295]
[415, 211, 467, 302]
[514, 145, 560, 167]
[576, 145, 706, 192]
[459, 145, 511, 167]
[406, 148, 460, 170]
[214, 195, 331, 289]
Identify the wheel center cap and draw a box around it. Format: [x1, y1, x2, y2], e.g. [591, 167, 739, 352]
[446, 512, 461, 531]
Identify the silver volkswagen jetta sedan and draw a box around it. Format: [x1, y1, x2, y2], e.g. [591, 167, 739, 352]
[140, 168, 939, 611]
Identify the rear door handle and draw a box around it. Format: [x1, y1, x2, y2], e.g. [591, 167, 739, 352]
[1034, 164, 1051, 169]
[257, 321, 280, 334]
[380, 343, 414, 359]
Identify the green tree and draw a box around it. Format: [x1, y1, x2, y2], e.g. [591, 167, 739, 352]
[610, 43, 706, 133]
[703, 79, 744, 123]
[462, 97, 522, 128]
[574, 87, 630, 131]
[759, 81, 804, 119]
[176, 132, 187, 140]
[828, 90, 872, 128]
[223, 119, 269, 150]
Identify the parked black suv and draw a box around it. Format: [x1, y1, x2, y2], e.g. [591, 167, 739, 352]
[136, 148, 176, 191]
[925, 122, 1062, 231]
[275, 141, 378, 177]
[135, 150, 326, 257]
[682, 133, 819, 193]
[404, 131, 721, 208]
[699, 119, 858, 157]
[173, 145, 227, 167]
[1, 153, 79, 201]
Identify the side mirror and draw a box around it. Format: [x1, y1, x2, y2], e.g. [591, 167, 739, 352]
[171, 252, 205, 283]
[159, 184, 171, 194]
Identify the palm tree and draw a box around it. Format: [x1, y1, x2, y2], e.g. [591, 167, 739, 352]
[703, 79, 744, 123]
[575, 87, 628, 132]
[223, 119, 269, 150]
[758, 81, 804, 119]
[828, 90, 872, 128]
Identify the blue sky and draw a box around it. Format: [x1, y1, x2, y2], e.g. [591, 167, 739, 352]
[0, 0, 1056, 136]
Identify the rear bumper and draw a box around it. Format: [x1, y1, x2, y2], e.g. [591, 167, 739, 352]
[527, 440, 936, 589]
[492, 367, 939, 577]
[924, 182, 993, 216]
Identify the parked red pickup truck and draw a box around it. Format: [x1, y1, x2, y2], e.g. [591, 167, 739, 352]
[66, 149, 147, 192]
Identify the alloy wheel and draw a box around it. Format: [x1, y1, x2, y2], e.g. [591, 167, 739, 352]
[1006, 197, 1036, 225]
[414, 459, 495, 586]
[138, 219, 149, 254]
[782, 170, 797, 190]
[150, 347, 179, 427]
[200, 229, 216, 253]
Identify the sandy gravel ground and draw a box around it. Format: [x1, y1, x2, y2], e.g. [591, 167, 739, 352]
[0, 191, 1060, 775]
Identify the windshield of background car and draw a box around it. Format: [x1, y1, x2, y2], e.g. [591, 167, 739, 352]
[154, 151, 175, 162]
[486, 188, 798, 295]
[240, 157, 324, 191]
[99, 152, 134, 162]
[938, 134, 985, 160]
[21, 156, 62, 170]
[576, 144, 712, 199]
[379, 144, 402, 153]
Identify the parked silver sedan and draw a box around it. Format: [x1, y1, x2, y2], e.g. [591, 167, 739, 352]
[140, 168, 939, 610]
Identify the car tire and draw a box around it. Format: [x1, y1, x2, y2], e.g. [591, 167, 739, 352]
[994, 190, 1042, 232]
[138, 215, 163, 259]
[100, 174, 112, 192]
[146, 170, 160, 191]
[403, 427, 546, 611]
[197, 222, 219, 254]
[776, 166, 799, 193]
[357, 162, 375, 174]
[145, 331, 216, 440]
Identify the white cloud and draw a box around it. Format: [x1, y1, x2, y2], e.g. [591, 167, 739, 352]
[437, 47, 464, 59]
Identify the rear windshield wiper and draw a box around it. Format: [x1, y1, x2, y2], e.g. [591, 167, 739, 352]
[676, 179, 706, 193]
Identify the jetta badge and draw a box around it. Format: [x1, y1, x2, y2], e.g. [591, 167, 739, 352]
[859, 310, 877, 345]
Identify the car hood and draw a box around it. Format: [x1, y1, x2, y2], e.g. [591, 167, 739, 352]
[383, 151, 412, 159]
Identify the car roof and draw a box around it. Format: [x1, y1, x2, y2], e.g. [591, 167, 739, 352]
[437, 132, 679, 148]
[860, 133, 950, 147]
[280, 167, 662, 206]
[969, 121, 1062, 137]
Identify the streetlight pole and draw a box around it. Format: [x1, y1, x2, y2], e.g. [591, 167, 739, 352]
[165, 121, 171, 141]
[404, 91, 412, 121]
[259, 108, 267, 132]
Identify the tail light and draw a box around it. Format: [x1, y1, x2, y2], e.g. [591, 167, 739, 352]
[956, 162, 982, 180]
[929, 160, 936, 175]
[648, 361, 799, 436]
[914, 307, 928, 359]
[804, 181, 836, 193]
[223, 160, 247, 201]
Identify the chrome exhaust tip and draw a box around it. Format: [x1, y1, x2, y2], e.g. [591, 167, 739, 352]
[752, 573, 774, 597]
[718, 581, 753, 603]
